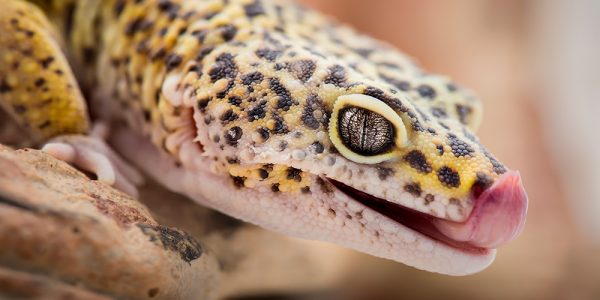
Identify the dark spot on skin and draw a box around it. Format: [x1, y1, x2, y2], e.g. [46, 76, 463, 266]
[439, 122, 450, 130]
[354, 48, 373, 58]
[436, 144, 445, 155]
[241, 71, 264, 86]
[277, 140, 288, 151]
[158, 27, 168, 37]
[124, 17, 145, 36]
[404, 182, 422, 197]
[157, 0, 175, 11]
[301, 186, 311, 194]
[39, 57, 54, 69]
[287, 60, 316, 82]
[0, 79, 12, 93]
[21, 49, 33, 57]
[286, 167, 302, 182]
[311, 141, 324, 154]
[219, 24, 238, 41]
[23, 30, 35, 38]
[431, 107, 447, 118]
[417, 85, 436, 99]
[231, 176, 246, 187]
[13, 105, 26, 114]
[224, 126, 243, 146]
[270, 114, 288, 134]
[203, 12, 218, 20]
[39, 120, 51, 129]
[226, 156, 239, 164]
[403, 150, 432, 174]
[248, 100, 267, 121]
[257, 127, 270, 141]
[270, 78, 295, 110]
[258, 168, 269, 179]
[197, 98, 210, 112]
[228, 96, 242, 106]
[274, 63, 285, 71]
[196, 46, 214, 61]
[380, 75, 411, 91]
[324, 65, 346, 87]
[137, 224, 203, 264]
[151, 48, 167, 60]
[456, 104, 472, 124]
[302, 94, 327, 129]
[424, 194, 435, 205]
[256, 48, 282, 62]
[187, 63, 202, 74]
[377, 167, 394, 180]
[192, 29, 208, 43]
[165, 54, 182, 71]
[447, 83, 458, 92]
[244, 0, 265, 18]
[437, 166, 461, 188]
[427, 128, 437, 135]
[220, 109, 238, 124]
[483, 149, 507, 174]
[209, 53, 238, 82]
[378, 62, 403, 70]
[448, 134, 475, 157]
[271, 183, 280, 192]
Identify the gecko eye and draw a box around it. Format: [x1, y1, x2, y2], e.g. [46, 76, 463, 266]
[337, 106, 394, 155]
[329, 94, 408, 164]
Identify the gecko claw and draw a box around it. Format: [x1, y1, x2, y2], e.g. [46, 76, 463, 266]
[42, 135, 143, 197]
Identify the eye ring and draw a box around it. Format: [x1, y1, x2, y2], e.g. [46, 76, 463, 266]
[329, 94, 408, 164]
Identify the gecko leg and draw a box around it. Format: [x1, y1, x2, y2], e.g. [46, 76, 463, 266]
[43, 123, 144, 197]
[0, 1, 141, 196]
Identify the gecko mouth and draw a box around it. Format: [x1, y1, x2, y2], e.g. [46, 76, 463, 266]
[328, 171, 527, 253]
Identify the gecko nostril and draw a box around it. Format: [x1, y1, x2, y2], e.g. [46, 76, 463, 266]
[471, 172, 494, 198]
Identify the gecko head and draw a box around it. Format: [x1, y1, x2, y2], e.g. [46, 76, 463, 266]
[184, 76, 527, 275]
[163, 24, 527, 275]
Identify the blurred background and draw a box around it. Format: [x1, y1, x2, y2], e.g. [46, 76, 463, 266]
[277, 0, 599, 299]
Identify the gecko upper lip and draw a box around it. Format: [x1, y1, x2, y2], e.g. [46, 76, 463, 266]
[329, 171, 527, 252]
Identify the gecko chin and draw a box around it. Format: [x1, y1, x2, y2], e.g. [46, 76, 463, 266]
[328, 171, 528, 254]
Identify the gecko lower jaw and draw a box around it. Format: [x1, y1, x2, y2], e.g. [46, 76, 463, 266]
[329, 171, 528, 253]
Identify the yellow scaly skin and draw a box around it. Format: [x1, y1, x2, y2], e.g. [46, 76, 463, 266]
[0, 0, 527, 275]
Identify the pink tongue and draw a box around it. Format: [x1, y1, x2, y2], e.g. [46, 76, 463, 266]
[433, 171, 528, 249]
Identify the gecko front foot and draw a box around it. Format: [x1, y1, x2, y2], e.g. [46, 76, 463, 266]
[42, 124, 143, 197]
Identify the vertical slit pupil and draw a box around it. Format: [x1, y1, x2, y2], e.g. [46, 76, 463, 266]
[338, 106, 395, 156]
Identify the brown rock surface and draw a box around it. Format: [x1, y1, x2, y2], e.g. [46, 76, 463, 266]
[0, 145, 219, 300]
